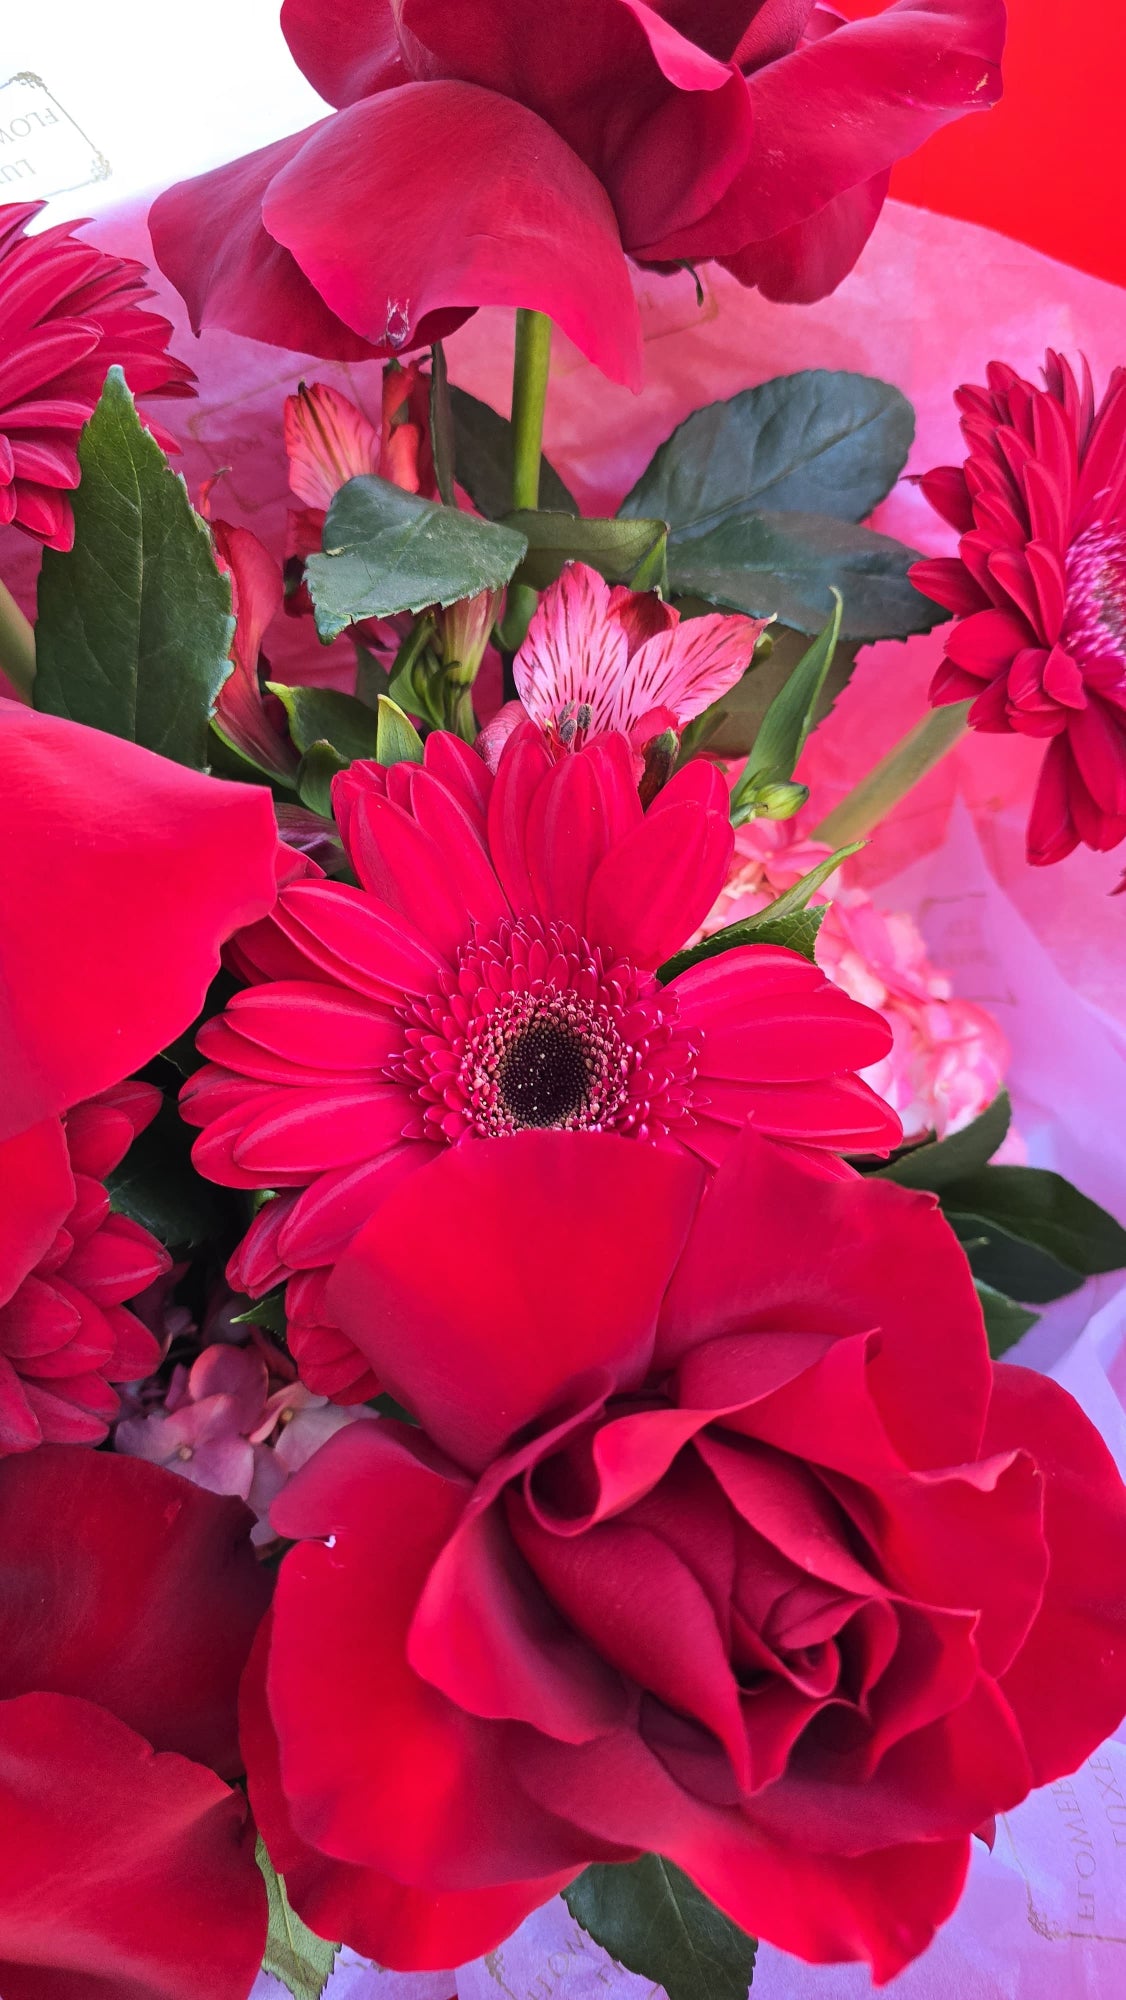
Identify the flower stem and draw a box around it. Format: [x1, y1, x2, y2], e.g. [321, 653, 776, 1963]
[812, 701, 971, 847]
[0, 577, 35, 703]
[510, 308, 553, 511]
[499, 308, 553, 654]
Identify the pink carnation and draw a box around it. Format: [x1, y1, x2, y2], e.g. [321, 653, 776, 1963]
[703, 815, 1009, 1142]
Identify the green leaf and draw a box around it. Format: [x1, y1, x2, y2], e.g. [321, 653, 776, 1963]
[734, 905, 826, 962]
[269, 684, 380, 761]
[975, 1281, 1038, 1359]
[34, 367, 235, 767]
[943, 1167, 1126, 1285]
[947, 1209, 1081, 1306]
[620, 370, 915, 531]
[296, 740, 348, 817]
[665, 511, 944, 641]
[256, 1839, 338, 2000]
[306, 475, 527, 640]
[504, 511, 667, 591]
[448, 384, 579, 519]
[731, 593, 840, 816]
[875, 1092, 1012, 1190]
[375, 694, 425, 765]
[565, 1856, 756, 2000]
[231, 1286, 288, 1338]
[106, 1096, 230, 1252]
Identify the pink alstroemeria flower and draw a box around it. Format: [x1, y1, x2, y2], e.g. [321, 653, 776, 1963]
[478, 562, 767, 769]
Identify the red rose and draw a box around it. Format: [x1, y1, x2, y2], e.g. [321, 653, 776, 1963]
[0, 1447, 271, 1998]
[0, 704, 280, 1144]
[245, 1128, 1126, 1981]
[150, 0, 1005, 387]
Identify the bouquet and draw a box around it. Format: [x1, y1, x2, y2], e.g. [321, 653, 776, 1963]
[3, 7, 1126, 1999]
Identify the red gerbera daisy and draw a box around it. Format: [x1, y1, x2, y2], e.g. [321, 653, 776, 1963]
[0, 1083, 169, 1455]
[0, 200, 195, 551]
[913, 351, 1126, 865]
[182, 725, 899, 1402]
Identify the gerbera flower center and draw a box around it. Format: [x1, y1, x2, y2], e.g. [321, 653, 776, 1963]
[1063, 525, 1126, 675]
[393, 916, 699, 1145]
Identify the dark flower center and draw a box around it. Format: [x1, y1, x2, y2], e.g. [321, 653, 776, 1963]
[495, 1018, 595, 1127]
[393, 916, 699, 1145]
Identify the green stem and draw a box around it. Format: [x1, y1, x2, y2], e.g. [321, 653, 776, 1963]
[0, 577, 35, 702]
[509, 308, 552, 510]
[812, 701, 971, 847]
[499, 308, 553, 653]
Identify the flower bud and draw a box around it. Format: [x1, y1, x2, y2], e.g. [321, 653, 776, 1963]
[731, 779, 810, 826]
[436, 588, 504, 686]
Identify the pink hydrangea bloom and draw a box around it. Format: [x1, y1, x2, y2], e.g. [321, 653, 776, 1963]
[114, 1337, 373, 1541]
[702, 815, 1009, 1143]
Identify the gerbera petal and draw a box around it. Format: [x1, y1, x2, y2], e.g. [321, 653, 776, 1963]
[585, 797, 732, 969]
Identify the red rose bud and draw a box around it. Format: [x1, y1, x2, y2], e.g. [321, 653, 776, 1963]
[149, 0, 1005, 387]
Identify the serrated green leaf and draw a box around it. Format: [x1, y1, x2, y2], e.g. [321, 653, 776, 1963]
[296, 739, 348, 817]
[269, 684, 380, 761]
[376, 694, 425, 765]
[565, 1856, 756, 2000]
[307, 475, 527, 640]
[448, 384, 579, 519]
[34, 367, 234, 766]
[975, 1281, 1038, 1359]
[731, 593, 840, 816]
[231, 1286, 288, 1338]
[620, 370, 915, 531]
[944, 1168, 1126, 1288]
[875, 1092, 1012, 1190]
[665, 511, 944, 641]
[256, 1838, 338, 2000]
[106, 1095, 231, 1252]
[504, 511, 667, 591]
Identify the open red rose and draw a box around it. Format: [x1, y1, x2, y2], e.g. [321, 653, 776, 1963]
[150, 0, 1005, 387]
[0, 1446, 270, 1997]
[243, 1128, 1126, 1982]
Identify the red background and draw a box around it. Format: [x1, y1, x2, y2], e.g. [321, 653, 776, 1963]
[839, 1, 1123, 289]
